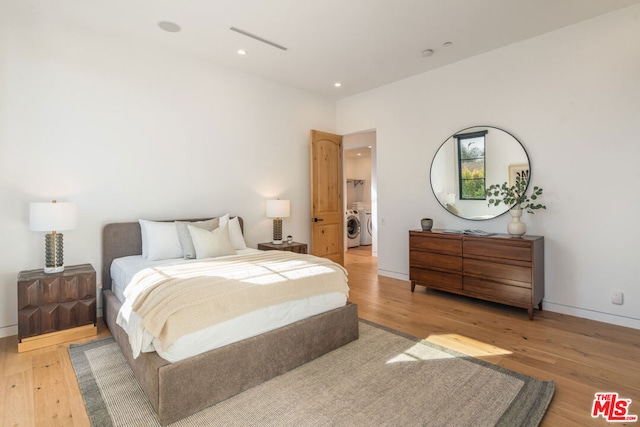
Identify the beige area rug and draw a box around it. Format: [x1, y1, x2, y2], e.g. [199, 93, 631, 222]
[69, 321, 554, 426]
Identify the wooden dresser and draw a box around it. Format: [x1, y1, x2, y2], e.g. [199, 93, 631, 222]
[409, 230, 544, 319]
[17, 263, 97, 351]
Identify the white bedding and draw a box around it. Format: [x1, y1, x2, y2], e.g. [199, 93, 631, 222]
[112, 249, 348, 363]
[111, 248, 262, 302]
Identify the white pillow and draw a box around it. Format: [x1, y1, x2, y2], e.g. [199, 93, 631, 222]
[188, 223, 236, 259]
[176, 218, 220, 259]
[219, 214, 247, 250]
[139, 219, 183, 261]
[228, 217, 247, 250]
[218, 213, 230, 226]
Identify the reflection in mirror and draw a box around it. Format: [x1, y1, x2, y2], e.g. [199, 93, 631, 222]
[430, 126, 530, 221]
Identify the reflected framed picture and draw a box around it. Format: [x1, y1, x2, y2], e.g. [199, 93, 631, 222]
[508, 164, 529, 186]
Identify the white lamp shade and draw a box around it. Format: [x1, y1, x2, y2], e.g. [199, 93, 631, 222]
[266, 199, 290, 218]
[30, 201, 77, 231]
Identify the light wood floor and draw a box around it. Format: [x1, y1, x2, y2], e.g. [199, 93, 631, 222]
[1, 248, 638, 426]
[346, 245, 640, 426]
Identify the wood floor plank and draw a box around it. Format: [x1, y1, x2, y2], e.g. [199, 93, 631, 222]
[1, 371, 34, 427]
[32, 348, 76, 426]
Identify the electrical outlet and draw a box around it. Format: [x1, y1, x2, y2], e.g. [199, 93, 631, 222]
[611, 291, 624, 305]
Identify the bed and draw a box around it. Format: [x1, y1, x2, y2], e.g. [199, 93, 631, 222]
[101, 217, 359, 425]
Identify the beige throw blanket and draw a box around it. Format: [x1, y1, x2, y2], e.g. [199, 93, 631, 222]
[123, 251, 349, 350]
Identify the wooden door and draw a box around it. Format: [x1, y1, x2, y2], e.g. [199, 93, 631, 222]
[310, 130, 344, 265]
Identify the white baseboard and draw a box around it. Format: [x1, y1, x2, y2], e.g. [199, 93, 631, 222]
[543, 301, 640, 330]
[0, 324, 18, 339]
[377, 269, 409, 282]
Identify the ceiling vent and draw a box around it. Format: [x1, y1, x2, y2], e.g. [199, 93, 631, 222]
[230, 27, 288, 51]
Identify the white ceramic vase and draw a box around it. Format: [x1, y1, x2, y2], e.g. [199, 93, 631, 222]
[507, 209, 526, 236]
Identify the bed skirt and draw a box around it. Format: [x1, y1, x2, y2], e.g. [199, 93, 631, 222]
[103, 289, 359, 425]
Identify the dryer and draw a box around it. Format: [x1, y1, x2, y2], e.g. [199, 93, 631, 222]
[359, 210, 372, 245]
[346, 210, 361, 248]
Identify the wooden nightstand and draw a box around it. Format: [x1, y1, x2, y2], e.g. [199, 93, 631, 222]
[17, 263, 97, 352]
[257, 241, 308, 254]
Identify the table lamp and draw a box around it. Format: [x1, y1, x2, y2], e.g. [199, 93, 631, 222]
[266, 199, 290, 245]
[29, 200, 77, 273]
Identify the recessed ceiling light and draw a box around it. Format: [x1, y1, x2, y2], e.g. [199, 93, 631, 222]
[238, 49, 247, 55]
[158, 21, 181, 33]
[443, 41, 453, 48]
[334, 82, 342, 88]
[422, 49, 435, 57]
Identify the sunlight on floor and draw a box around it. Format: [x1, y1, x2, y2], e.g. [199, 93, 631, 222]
[386, 334, 512, 364]
[426, 334, 512, 357]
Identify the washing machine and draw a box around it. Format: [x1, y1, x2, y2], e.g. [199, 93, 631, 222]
[346, 210, 361, 248]
[359, 210, 372, 245]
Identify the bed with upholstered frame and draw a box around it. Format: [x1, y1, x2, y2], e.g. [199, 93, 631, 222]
[101, 217, 359, 425]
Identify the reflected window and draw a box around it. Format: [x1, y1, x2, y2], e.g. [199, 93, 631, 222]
[456, 131, 487, 200]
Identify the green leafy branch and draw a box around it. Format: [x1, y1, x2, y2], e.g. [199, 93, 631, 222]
[487, 172, 546, 214]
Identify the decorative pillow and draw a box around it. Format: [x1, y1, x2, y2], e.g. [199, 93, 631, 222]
[188, 223, 236, 259]
[176, 218, 219, 259]
[139, 219, 183, 261]
[219, 214, 247, 250]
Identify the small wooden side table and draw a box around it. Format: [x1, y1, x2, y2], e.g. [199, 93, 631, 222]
[257, 241, 308, 254]
[17, 263, 97, 352]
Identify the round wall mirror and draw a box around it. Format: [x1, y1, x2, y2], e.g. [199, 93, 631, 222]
[430, 126, 530, 220]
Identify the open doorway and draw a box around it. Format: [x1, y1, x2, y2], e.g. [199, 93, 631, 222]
[344, 130, 377, 258]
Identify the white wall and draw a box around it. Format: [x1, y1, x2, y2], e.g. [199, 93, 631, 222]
[337, 5, 640, 329]
[345, 157, 372, 205]
[0, 10, 336, 336]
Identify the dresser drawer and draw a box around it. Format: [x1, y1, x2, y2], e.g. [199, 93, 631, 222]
[410, 251, 462, 272]
[464, 259, 532, 286]
[409, 234, 462, 256]
[464, 240, 531, 262]
[410, 267, 462, 290]
[464, 276, 532, 305]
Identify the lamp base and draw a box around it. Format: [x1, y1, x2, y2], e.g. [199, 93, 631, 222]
[272, 218, 283, 245]
[44, 232, 65, 274]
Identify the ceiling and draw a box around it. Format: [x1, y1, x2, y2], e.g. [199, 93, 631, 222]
[345, 148, 371, 159]
[7, 0, 640, 99]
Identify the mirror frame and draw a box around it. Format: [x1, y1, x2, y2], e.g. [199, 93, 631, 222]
[430, 125, 531, 221]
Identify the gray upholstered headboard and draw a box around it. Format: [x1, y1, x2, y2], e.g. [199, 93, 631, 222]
[101, 217, 243, 289]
